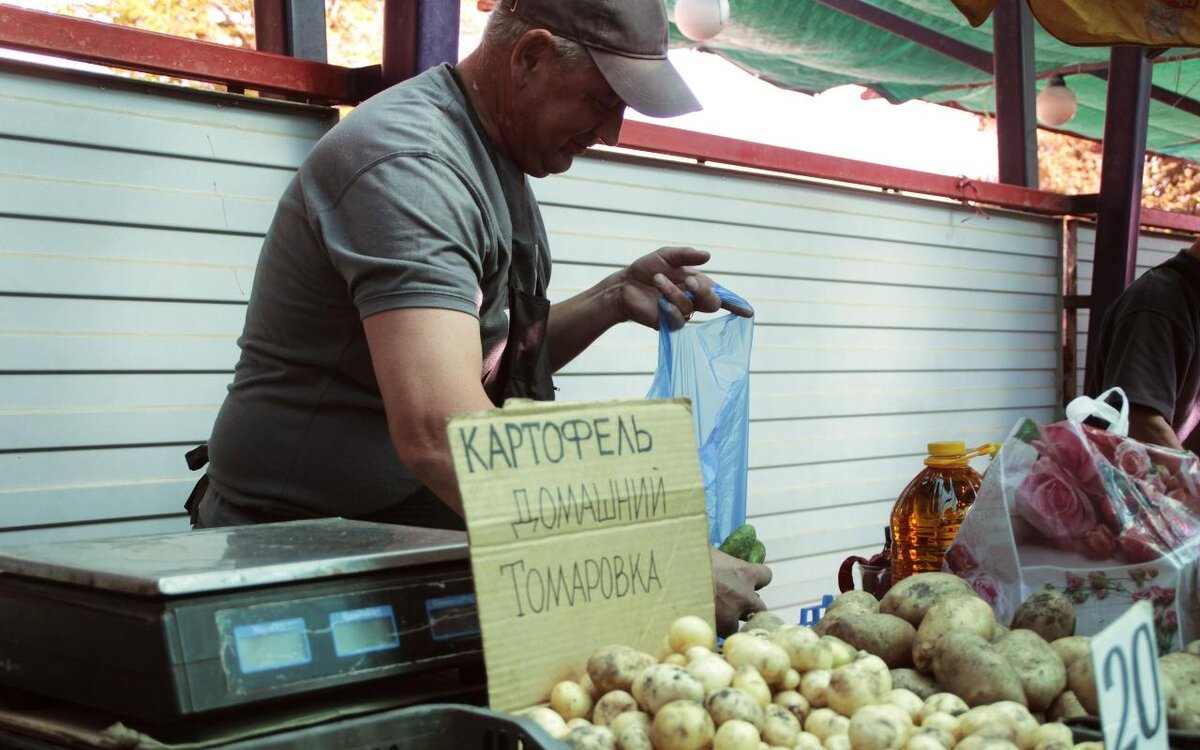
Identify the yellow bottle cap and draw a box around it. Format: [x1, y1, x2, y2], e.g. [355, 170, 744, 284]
[927, 441, 966, 457]
[924, 441, 1001, 467]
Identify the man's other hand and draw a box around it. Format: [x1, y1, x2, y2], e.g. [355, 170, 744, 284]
[711, 547, 772, 637]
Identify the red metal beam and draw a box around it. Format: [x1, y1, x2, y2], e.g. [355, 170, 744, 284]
[617, 122, 1200, 235]
[0, 4, 379, 103]
[617, 120, 1070, 215]
[1139, 207, 1200, 234]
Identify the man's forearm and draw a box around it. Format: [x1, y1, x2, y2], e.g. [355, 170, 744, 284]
[546, 270, 625, 372]
[1128, 405, 1183, 449]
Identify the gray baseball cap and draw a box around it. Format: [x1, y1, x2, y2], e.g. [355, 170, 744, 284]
[505, 0, 702, 118]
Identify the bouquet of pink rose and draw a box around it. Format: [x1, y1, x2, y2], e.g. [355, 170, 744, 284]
[1011, 420, 1200, 564]
[945, 416, 1200, 652]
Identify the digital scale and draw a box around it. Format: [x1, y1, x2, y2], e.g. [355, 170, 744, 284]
[0, 518, 483, 728]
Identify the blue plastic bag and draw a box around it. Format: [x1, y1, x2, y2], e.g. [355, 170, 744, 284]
[646, 285, 754, 546]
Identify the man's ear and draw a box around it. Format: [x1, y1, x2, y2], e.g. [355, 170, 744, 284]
[510, 28, 557, 88]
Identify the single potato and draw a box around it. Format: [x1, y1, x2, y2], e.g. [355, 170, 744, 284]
[551, 680, 595, 721]
[593, 690, 639, 727]
[1066, 657, 1099, 716]
[879, 572, 974, 628]
[705, 687, 766, 729]
[712, 718, 760, 750]
[761, 704, 803, 747]
[846, 703, 912, 750]
[993, 628, 1067, 712]
[819, 612, 916, 669]
[588, 646, 657, 694]
[630, 664, 704, 714]
[826, 657, 893, 717]
[669, 615, 717, 654]
[651, 699, 715, 750]
[913, 595, 996, 674]
[826, 590, 881, 617]
[1010, 589, 1075, 643]
[1168, 682, 1200, 730]
[931, 632, 1026, 708]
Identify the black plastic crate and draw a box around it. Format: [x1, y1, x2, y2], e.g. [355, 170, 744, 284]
[1065, 715, 1200, 749]
[219, 703, 569, 750]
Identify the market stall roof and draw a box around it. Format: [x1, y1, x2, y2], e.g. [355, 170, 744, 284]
[669, 0, 1200, 160]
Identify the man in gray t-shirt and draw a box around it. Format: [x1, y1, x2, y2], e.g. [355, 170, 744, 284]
[193, 0, 770, 634]
[1088, 237, 1200, 451]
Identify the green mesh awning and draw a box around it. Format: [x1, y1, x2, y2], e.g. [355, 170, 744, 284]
[667, 0, 1200, 160]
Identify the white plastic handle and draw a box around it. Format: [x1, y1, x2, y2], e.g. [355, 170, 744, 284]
[1065, 387, 1129, 437]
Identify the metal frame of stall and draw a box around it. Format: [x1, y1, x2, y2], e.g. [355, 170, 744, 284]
[1, 0, 1199, 406]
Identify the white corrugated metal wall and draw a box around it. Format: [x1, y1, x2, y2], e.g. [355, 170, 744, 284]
[0, 63, 336, 543]
[1, 63, 1064, 622]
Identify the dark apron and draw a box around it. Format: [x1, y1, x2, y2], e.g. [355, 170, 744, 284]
[185, 70, 553, 526]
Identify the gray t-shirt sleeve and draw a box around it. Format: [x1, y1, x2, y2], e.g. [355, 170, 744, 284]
[317, 154, 492, 320]
[1099, 306, 1180, 422]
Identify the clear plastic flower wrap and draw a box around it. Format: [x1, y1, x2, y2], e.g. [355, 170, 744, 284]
[946, 416, 1200, 653]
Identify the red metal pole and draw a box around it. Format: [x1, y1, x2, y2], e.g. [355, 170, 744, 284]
[383, 0, 418, 87]
[992, 0, 1037, 188]
[1084, 46, 1154, 387]
[254, 0, 287, 55]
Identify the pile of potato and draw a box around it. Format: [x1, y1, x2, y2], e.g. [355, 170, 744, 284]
[518, 571, 1200, 750]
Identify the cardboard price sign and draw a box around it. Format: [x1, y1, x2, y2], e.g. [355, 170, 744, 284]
[1090, 600, 1169, 750]
[448, 398, 715, 712]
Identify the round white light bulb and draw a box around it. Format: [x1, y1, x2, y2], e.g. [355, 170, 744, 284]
[675, 0, 729, 42]
[1036, 75, 1078, 127]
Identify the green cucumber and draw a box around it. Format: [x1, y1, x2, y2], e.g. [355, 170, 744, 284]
[718, 524, 758, 561]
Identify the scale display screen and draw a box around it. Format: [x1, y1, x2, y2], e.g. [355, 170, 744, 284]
[233, 618, 312, 674]
[426, 593, 480, 641]
[330, 605, 400, 657]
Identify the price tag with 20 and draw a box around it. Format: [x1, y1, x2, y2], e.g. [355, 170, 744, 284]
[1089, 600, 1169, 750]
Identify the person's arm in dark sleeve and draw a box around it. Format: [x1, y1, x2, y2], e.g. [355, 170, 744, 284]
[1096, 307, 1183, 449]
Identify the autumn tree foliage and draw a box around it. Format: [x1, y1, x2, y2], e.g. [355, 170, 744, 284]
[52, 0, 391, 68]
[1039, 130, 1200, 216]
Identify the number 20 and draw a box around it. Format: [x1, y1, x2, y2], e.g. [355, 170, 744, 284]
[1103, 623, 1163, 750]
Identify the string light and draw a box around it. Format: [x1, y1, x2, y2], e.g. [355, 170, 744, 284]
[1036, 75, 1078, 127]
[674, 0, 729, 42]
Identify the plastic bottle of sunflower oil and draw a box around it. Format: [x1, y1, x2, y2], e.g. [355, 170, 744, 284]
[889, 441, 1000, 583]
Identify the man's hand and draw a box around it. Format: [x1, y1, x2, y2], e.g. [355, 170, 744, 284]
[615, 247, 754, 330]
[547, 246, 752, 371]
[711, 547, 772, 637]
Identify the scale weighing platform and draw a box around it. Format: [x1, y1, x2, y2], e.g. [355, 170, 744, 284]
[0, 518, 483, 728]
